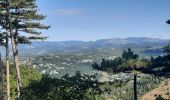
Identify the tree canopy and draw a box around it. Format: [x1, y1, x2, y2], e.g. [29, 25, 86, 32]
[18, 72, 103, 100]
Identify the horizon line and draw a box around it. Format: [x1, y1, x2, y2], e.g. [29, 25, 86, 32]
[44, 36, 170, 42]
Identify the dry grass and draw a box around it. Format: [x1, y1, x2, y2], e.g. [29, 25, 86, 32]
[141, 79, 170, 100]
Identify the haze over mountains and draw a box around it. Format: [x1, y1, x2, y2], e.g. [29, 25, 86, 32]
[0, 37, 169, 57]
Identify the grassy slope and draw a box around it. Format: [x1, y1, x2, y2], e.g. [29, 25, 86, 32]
[141, 79, 170, 100]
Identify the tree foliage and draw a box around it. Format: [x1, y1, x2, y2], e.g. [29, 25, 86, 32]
[0, 0, 50, 44]
[122, 48, 139, 60]
[0, 33, 5, 46]
[166, 20, 170, 24]
[2, 64, 42, 100]
[92, 48, 148, 73]
[163, 43, 170, 54]
[18, 71, 103, 100]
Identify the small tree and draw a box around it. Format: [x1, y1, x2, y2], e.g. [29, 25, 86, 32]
[121, 59, 148, 100]
[156, 95, 165, 100]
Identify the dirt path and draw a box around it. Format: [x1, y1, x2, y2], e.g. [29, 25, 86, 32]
[141, 80, 170, 100]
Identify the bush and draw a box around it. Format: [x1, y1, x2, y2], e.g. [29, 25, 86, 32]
[18, 71, 103, 100]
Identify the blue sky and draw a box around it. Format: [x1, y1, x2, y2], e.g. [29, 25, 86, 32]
[37, 0, 170, 41]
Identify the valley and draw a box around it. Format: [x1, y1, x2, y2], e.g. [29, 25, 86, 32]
[15, 37, 167, 78]
[0, 37, 168, 99]
[0, 0, 169, 99]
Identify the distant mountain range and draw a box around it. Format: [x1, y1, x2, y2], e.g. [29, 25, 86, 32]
[0, 37, 169, 57]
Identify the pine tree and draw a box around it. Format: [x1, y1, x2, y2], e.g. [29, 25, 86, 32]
[114, 58, 147, 100]
[0, 0, 11, 99]
[10, 0, 50, 97]
[0, 0, 50, 98]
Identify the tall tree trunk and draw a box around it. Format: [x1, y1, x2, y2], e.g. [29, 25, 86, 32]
[10, 33, 21, 98]
[6, 0, 21, 97]
[14, 7, 21, 96]
[5, 0, 11, 99]
[6, 32, 10, 100]
[134, 74, 137, 100]
[0, 53, 3, 100]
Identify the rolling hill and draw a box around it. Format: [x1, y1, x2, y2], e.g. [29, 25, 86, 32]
[0, 37, 169, 57]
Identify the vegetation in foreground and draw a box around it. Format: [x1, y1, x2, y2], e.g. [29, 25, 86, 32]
[141, 79, 170, 100]
[92, 47, 170, 100]
[2, 65, 42, 100]
[0, 0, 169, 99]
[2, 64, 104, 100]
[1, 63, 161, 100]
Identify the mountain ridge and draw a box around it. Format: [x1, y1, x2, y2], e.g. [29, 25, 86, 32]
[0, 37, 169, 57]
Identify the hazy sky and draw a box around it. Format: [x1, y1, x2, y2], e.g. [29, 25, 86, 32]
[37, 0, 170, 41]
